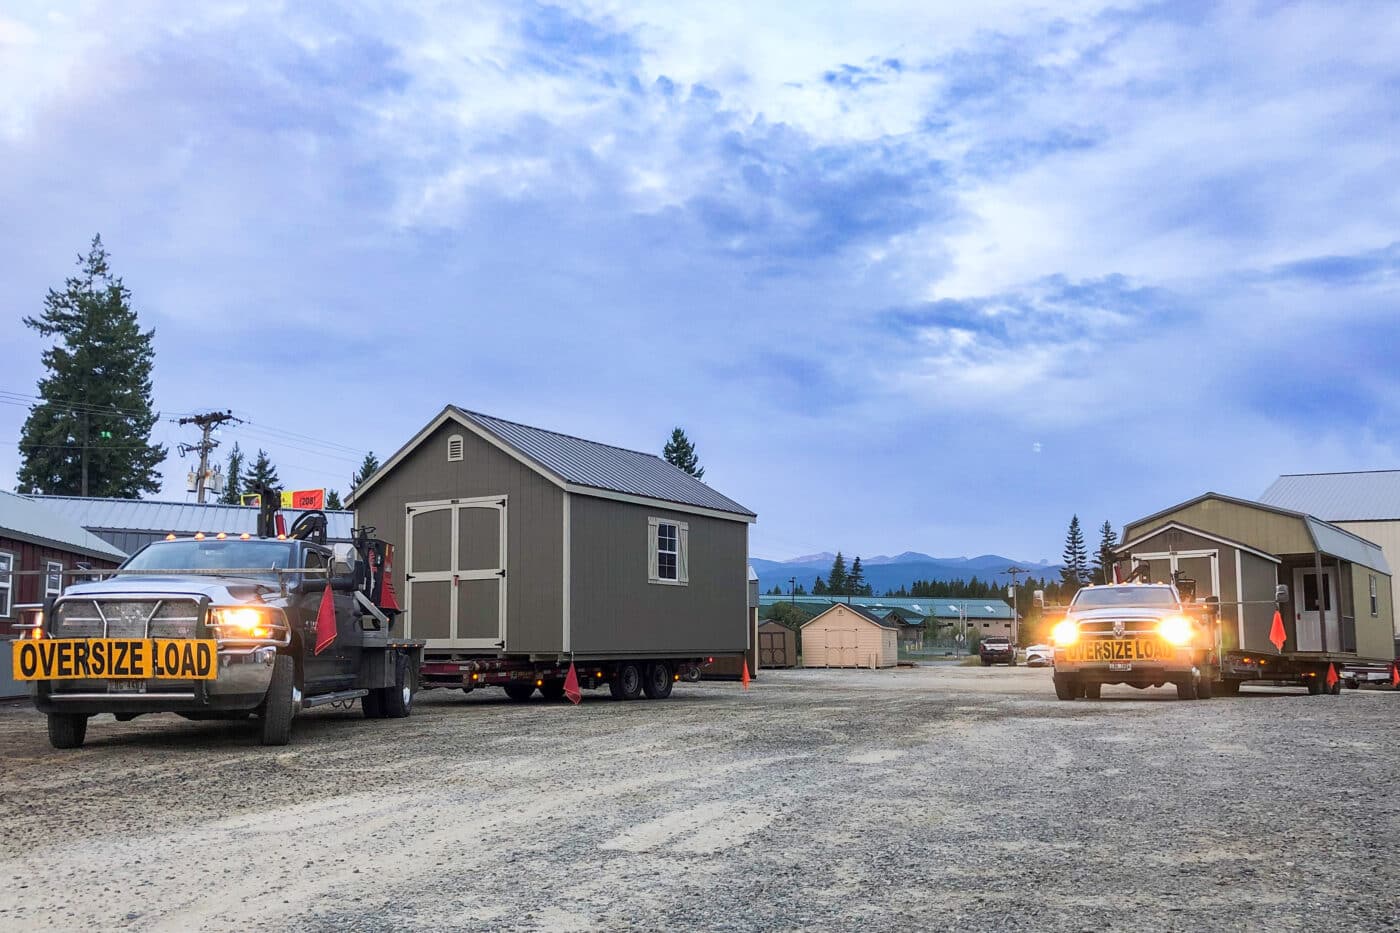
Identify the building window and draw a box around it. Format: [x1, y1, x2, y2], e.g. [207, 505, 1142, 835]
[647, 517, 688, 585]
[1370, 575, 1379, 617]
[0, 551, 12, 618]
[45, 561, 63, 597]
[447, 434, 464, 462]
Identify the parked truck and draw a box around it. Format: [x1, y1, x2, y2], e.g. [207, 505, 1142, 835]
[11, 507, 422, 748]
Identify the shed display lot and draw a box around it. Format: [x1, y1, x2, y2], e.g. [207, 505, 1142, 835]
[2, 669, 1398, 932]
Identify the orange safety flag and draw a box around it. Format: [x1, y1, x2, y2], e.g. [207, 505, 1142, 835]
[1325, 663, 1339, 689]
[741, 659, 751, 689]
[1268, 610, 1287, 652]
[563, 662, 582, 705]
[314, 583, 337, 655]
[1391, 663, 1400, 688]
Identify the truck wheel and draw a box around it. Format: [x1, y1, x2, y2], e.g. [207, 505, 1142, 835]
[1082, 682, 1101, 700]
[47, 713, 88, 749]
[1196, 672, 1215, 700]
[643, 662, 674, 699]
[1307, 677, 1323, 695]
[610, 662, 643, 700]
[539, 680, 566, 702]
[1053, 673, 1078, 701]
[362, 689, 385, 719]
[503, 684, 535, 702]
[1328, 678, 1343, 696]
[1218, 679, 1241, 696]
[980, 658, 991, 666]
[259, 654, 296, 746]
[1176, 674, 1199, 701]
[380, 655, 414, 718]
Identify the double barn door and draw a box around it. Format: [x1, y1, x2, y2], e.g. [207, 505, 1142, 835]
[405, 497, 507, 649]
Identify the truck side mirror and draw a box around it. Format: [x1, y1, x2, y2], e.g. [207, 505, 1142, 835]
[1275, 584, 1290, 604]
[330, 572, 359, 592]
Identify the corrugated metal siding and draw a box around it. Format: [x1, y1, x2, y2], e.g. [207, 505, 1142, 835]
[30, 495, 354, 542]
[354, 422, 565, 654]
[461, 409, 754, 517]
[1261, 472, 1400, 521]
[569, 495, 748, 657]
[0, 492, 127, 560]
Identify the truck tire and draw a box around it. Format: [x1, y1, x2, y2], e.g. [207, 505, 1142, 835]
[1082, 682, 1101, 699]
[1328, 678, 1343, 696]
[1053, 673, 1078, 701]
[1218, 679, 1241, 696]
[1307, 677, 1323, 695]
[643, 662, 673, 699]
[362, 690, 385, 718]
[47, 712, 88, 749]
[503, 684, 535, 702]
[610, 662, 643, 700]
[1196, 672, 1214, 700]
[259, 654, 295, 746]
[1176, 674, 1199, 701]
[980, 658, 991, 666]
[380, 654, 414, 718]
[539, 680, 566, 702]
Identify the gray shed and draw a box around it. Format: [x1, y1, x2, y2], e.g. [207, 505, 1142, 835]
[347, 406, 756, 661]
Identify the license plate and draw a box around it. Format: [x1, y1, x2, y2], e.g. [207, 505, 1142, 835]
[11, 639, 218, 681]
[1108, 662, 1132, 672]
[109, 679, 147, 693]
[1060, 638, 1169, 664]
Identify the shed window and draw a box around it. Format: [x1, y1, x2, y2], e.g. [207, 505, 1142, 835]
[45, 560, 63, 597]
[447, 434, 464, 462]
[0, 551, 12, 618]
[647, 518, 688, 585]
[1370, 575, 1378, 616]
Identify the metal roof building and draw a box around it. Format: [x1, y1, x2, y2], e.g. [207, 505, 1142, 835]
[0, 491, 127, 562]
[28, 495, 355, 556]
[759, 594, 1013, 621]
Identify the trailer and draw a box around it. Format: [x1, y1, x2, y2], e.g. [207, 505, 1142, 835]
[347, 406, 756, 700]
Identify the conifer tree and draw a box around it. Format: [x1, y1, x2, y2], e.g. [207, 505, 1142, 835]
[847, 556, 866, 597]
[1060, 515, 1089, 589]
[350, 451, 380, 491]
[662, 427, 704, 479]
[325, 489, 343, 510]
[813, 576, 828, 595]
[1093, 520, 1119, 584]
[246, 449, 280, 494]
[826, 552, 848, 596]
[219, 443, 244, 505]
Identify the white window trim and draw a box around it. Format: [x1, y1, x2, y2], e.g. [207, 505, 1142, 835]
[1370, 574, 1379, 617]
[0, 550, 13, 618]
[447, 433, 464, 462]
[647, 517, 689, 586]
[45, 560, 63, 598]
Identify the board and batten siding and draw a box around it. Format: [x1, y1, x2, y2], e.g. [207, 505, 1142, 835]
[568, 495, 748, 658]
[1125, 500, 1314, 557]
[353, 422, 565, 654]
[1337, 520, 1400, 637]
[800, 605, 897, 669]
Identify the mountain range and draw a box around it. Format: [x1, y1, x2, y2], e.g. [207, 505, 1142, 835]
[751, 552, 1062, 595]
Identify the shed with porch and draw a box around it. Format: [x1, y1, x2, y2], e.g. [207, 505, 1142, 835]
[799, 603, 899, 668]
[1116, 493, 1394, 662]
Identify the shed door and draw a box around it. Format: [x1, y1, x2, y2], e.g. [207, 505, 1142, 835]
[760, 630, 788, 668]
[406, 497, 507, 650]
[1293, 567, 1338, 653]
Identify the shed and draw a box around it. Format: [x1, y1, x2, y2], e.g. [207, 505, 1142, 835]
[758, 620, 798, 669]
[1117, 492, 1394, 661]
[347, 406, 756, 661]
[799, 603, 899, 668]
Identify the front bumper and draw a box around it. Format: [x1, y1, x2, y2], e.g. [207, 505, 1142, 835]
[33, 645, 279, 715]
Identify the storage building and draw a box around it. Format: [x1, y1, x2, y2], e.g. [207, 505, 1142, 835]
[347, 406, 756, 661]
[757, 620, 798, 669]
[800, 603, 899, 668]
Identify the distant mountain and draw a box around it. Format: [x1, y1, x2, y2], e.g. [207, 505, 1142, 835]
[750, 552, 1063, 595]
[865, 551, 935, 565]
[782, 551, 837, 565]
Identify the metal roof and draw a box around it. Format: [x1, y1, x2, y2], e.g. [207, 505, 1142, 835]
[29, 496, 355, 541]
[0, 491, 128, 561]
[1260, 471, 1400, 522]
[801, 601, 900, 629]
[760, 595, 1012, 620]
[458, 409, 755, 518]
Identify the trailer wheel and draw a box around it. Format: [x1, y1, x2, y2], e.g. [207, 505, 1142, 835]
[1306, 677, 1323, 696]
[259, 654, 296, 746]
[1218, 679, 1241, 696]
[1176, 674, 1199, 701]
[503, 684, 535, 702]
[643, 662, 674, 699]
[1328, 678, 1343, 696]
[1053, 673, 1078, 701]
[380, 654, 414, 718]
[47, 712, 88, 749]
[610, 662, 643, 700]
[1082, 682, 1101, 700]
[539, 680, 566, 702]
[1196, 672, 1214, 700]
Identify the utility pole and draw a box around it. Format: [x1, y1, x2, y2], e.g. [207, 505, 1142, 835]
[1005, 565, 1030, 645]
[788, 576, 797, 609]
[178, 411, 240, 503]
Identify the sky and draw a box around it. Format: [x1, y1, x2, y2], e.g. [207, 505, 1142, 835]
[1, 0, 1397, 564]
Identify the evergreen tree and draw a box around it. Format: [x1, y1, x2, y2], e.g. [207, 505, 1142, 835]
[662, 427, 704, 480]
[794, 584, 807, 596]
[350, 450, 380, 490]
[847, 556, 865, 597]
[246, 449, 280, 494]
[17, 235, 166, 497]
[219, 443, 244, 505]
[826, 552, 848, 596]
[325, 489, 343, 510]
[813, 576, 828, 595]
[1060, 515, 1089, 589]
[1093, 520, 1119, 584]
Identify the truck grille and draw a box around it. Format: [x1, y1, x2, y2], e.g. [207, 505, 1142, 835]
[52, 599, 202, 638]
[1078, 619, 1160, 636]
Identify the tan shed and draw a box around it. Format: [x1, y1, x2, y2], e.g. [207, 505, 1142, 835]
[758, 620, 798, 669]
[800, 603, 899, 669]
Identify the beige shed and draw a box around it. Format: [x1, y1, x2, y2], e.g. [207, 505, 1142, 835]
[800, 603, 899, 669]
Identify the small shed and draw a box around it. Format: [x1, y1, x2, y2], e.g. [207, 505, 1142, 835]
[758, 620, 798, 669]
[800, 603, 899, 668]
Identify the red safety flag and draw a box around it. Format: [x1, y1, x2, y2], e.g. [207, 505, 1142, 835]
[1325, 663, 1339, 689]
[314, 582, 337, 655]
[563, 662, 582, 705]
[741, 660, 751, 690]
[1391, 663, 1400, 689]
[1268, 610, 1287, 652]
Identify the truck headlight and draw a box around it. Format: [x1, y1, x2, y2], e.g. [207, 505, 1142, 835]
[1051, 619, 1079, 647]
[1158, 615, 1193, 646]
[209, 606, 281, 639]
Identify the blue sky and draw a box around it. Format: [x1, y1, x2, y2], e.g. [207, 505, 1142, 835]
[1, 1, 1397, 563]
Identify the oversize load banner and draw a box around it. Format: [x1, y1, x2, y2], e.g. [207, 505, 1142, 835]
[12, 639, 218, 680]
[1059, 638, 1170, 663]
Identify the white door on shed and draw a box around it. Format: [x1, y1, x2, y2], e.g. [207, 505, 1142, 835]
[1292, 567, 1337, 653]
[405, 496, 508, 650]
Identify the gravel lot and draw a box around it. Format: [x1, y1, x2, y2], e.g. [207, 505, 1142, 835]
[2, 665, 1398, 932]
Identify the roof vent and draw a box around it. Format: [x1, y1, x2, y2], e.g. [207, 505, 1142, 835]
[447, 434, 464, 462]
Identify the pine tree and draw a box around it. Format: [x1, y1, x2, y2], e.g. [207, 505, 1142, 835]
[351, 451, 380, 490]
[246, 449, 280, 494]
[17, 235, 166, 497]
[813, 576, 828, 595]
[847, 556, 865, 597]
[219, 443, 244, 505]
[1061, 515, 1089, 589]
[325, 489, 343, 510]
[1093, 520, 1119, 584]
[826, 552, 848, 596]
[662, 427, 704, 480]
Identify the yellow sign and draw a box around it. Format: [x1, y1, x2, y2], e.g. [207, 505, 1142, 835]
[240, 490, 326, 510]
[12, 639, 218, 681]
[1060, 638, 1170, 663]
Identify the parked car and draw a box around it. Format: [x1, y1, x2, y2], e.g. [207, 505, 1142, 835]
[1024, 644, 1054, 667]
[979, 636, 1017, 666]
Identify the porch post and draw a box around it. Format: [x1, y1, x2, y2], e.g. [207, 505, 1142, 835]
[1315, 549, 1326, 653]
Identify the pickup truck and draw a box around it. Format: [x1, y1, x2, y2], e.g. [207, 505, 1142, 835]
[978, 635, 1017, 666]
[12, 518, 421, 748]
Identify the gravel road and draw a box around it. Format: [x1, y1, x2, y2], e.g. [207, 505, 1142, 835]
[2, 666, 1398, 932]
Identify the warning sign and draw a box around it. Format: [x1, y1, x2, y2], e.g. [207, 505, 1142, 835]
[240, 490, 326, 510]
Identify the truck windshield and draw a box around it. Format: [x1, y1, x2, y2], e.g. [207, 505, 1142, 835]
[1071, 586, 1178, 609]
[121, 540, 296, 581]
